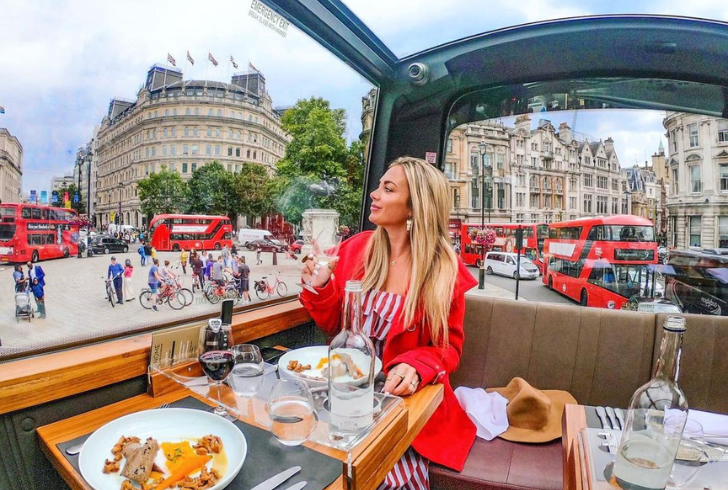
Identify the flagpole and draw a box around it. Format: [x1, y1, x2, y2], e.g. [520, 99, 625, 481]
[226, 55, 231, 85]
[205, 50, 209, 89]
[163, 58, 168, 88]
[183, 51, 188, 87]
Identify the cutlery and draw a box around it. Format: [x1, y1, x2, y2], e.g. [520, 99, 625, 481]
[65, 442, 84, 456]
[595, 406, 611, 430]
[605, 407, 620, 430]
[615, 408, 626, 430]
[250, 466, 301, 490]
[282, 483, 307, 490]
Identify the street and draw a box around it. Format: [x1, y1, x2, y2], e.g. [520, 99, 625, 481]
[465, 266, 576, 305]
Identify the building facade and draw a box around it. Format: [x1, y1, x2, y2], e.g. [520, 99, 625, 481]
[94, 65, 289, 228]
[447, 115, 625, 224]
[73, 126, 99, 220]
[0, 128, 23, 204]
[664, 112, 728, 249]
[50, 175, 75, 192]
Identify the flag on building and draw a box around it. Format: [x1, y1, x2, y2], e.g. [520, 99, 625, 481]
[230, 56, 238, 69]
[40, 191, 48, 204]
[248, 61, 259, 73]
[167, 53, 176, 66]
[208, 52, 218, 67]
[187, 51, 195, 66]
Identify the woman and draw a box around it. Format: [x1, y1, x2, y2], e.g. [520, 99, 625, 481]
[299, 157, 477, 489]
[123, 259, 134, 301]
[179, 248, 189, 275]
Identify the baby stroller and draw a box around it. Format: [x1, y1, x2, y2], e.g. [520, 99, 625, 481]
[15, 288, 34, 323]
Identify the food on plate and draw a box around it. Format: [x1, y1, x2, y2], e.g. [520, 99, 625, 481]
[106, 434, 223, 489]
[288, 352, 364, 380]
[287, 360, 311, 373]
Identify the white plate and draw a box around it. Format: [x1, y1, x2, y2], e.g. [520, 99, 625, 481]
[278, 345, 382, 388]
[79, 408, 247, 490]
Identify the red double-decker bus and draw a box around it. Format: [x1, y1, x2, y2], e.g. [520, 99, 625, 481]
[0, 203, 79, 263]
[149, 214, 233, 251]
[460, 223, 548, 268]
[542, 215, 658, 309]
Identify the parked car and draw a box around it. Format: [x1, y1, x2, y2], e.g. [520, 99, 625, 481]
[90, 235, 129, 254]
[290, 239, 304, 253]
[484, 252, 540, 280]
[237, 229, 273, 246]
[246, 238, 287, 253]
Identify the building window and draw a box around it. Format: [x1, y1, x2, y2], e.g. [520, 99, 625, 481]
[720, 164, 728, 191]
[191, 162, 197, 172]
[163, 128, 168, 138]
[496, 154, 504, 170]
[235, 148, 241, 157]
[247, 149, 251, 158]
[719, 120, 728, 142]
[689, 216, 701, 246]
[719, 216, 728, 248]
[171, 127, 176, 137]
[162, 146, 167, 156]
[569, 197, 576, 209]
[194, 108, 199, 115]
[183, 144, 189, 155]
[446, 138, 453, 153]
[497, 184, 505, 209]
[672, 168, 679, 194]
[584, 174, 593, 187]
[169, 162, 175, 171]
[516, 193, 525, 207]
[444, 161, 455, 179]
[690, 165, 701, 193]
[688, 123, 699, 147]
[597, 196, 608, 214]
[186, 108, 191, 115]
[173, 108, 177, 116]
[170, 146, 176, 156]
[191, 145, 198, 155]
[228, 147, 233, 156]
[215, 146, 221, 156]
[583, 194, 593, 213]
[184, 127, 189, 136]
[182, 163, 188, 173]
[193, 128, 198, 137]
[208, 109, 214, 116]
[597, 176, 608, 189]
[206, 145, 211, 155]
[207, 127, 212, 137]
[530, 194, 539, 208]
[228, 164, 232, 172]
[671, 130, 677, 151]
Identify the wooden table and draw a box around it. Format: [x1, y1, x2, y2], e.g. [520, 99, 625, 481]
[562, 404, 590, 490]
[38, 382, 443, 490]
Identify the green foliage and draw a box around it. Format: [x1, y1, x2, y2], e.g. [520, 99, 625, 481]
[56, 183, 86, 214]
[233, 162, 274, 220]
[137, 168, 189, 222]
[185, 161, 238, 220]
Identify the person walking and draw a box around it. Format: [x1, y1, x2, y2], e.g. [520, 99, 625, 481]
[204, 253, 214, 282]
[150, 246, 158, 261]
[256, 245, 262, 265]
[107, 256, 124, 305]
[222, 245, 231, 268]
[148, 258, 163, 312]
[13, 265, 27, 292]
[123, 259, 135, 302]
[237, 256, 251, 305]
[30, 277, 46, 319]
[138, 241, 147, 266]
[27, 262, 46, 287]
[191, 252, 205, 289]
[180, 248, 189, 275]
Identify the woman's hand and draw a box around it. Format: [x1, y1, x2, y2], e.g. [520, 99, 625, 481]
[383, 363, 421, 396]
[301, 254, 338, 289]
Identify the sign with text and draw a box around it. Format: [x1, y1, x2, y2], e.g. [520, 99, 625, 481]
[150, 323, 202, 368]
[30, 190, 37, 203]
[40, 191, 48, 204]
[249, 0, 289, 37]
[425, 152, 437, 164]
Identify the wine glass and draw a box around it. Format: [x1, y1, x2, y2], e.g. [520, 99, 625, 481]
[301, 228, 343, 294]
[228, 344, 264, 397]
[668, 419, 709, 489]
[198, 319, 235, 418]
[266, 379, 317, 446]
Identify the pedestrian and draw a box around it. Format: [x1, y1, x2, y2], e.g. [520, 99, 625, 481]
[191, 252, 205, 289]
[222, 244, 231, 268]
[256, 245, 262, 265]
[138, 241, 147, 266]
[237, 256, 251, 305]
[150, 246, 157, 261]
[231, 244, 238, 257]
[27, 261, 46, 287]
[144, 242, 152, 259]
[211, 255, 226, 286]
[123, 259, 135, 301]
[30, 277, 46, 319]
[13, 265, 27, 292]
[148, 258, 163, 312]
[204, 253, 214, 281]
[107, 256, 124, 305]
[180, 248, 189, 275]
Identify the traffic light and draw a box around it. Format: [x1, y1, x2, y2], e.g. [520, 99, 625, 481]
[115, 215, 120, 225]
[515, 227, 524, 250]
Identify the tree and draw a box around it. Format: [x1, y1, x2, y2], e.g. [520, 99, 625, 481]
[271, 97, 354, 225]
[233, 162, 274, 224]
[185, 161, 237, 221]
[137, 167, 189, 224]
[56, 184, 86, 215]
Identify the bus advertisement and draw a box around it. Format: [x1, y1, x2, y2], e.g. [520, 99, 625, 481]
[149, 214, 233, 251]
[460, 223, 548, 269]
[543, 215, 658, 309]
[0, 203, 80, 263]
[664, 248, 728, 316]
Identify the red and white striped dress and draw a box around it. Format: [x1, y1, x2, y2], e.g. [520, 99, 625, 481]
[362, 289, 430, 490]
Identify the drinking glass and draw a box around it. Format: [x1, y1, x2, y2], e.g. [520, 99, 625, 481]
[197, 319, 235, 418]
[266, 379, 317, 446]
[668, 419, 709, 489]
[228, 344, 264, 397]
[301, 229, 342, 294]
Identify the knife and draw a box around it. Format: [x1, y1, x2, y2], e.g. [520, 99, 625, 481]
[282, 483, 307, 490]
[615, 408, 626, 431]
[595, 406, 611, 429]
[250, 466, 301, 490]
[606, 407, 620, 430]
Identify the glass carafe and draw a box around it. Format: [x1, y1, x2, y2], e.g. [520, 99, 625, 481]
[613, 316, 688, 490]
[328, 280, 376, 439]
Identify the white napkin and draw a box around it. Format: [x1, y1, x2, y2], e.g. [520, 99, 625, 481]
[688, 409, 728, 445]
[454, 387, 509, 441]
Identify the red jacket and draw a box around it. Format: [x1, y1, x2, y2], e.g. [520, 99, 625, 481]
[299, 231, 477, 471]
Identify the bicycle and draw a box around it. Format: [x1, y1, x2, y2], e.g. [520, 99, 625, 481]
[103, 273, 121, 308]
[139, 283, 186, 310]
[254, 274, 288, 300]
[171, 276, 194, 307]
[203, 277, 240, 304]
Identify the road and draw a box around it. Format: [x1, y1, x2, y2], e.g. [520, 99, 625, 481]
[465, 266, 576, 305]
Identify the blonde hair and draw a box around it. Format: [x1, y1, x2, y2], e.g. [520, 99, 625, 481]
[361, 157, 458, 346]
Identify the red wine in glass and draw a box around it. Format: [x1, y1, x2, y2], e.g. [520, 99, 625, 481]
[199, 351, 235, 381]
[198, 319, 235, 418]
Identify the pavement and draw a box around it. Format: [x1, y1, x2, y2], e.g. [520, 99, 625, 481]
[0, 249, 522, 353]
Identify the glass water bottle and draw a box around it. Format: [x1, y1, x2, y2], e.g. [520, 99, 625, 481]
[613, 316, 688, 490]
[328, 280, 376, 439]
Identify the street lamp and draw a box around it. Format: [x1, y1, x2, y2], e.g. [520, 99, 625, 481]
[85, 149, 93, 225]
[478, 141, 492, 289]
[117, 182, 125, 225]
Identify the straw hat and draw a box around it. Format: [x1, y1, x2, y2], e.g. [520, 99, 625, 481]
[487, 377, 577, 443]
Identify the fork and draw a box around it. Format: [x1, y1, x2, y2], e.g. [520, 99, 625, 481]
[157, 402, 171, 409]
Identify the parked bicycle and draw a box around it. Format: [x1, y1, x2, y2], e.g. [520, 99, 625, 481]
[254, 274, 288, 300]
[139, 282, 186, 310]
[203, 277, 240, 304]
[103, 273, 122, 308]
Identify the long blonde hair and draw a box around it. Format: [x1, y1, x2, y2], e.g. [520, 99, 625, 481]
[361, 157, 458, 346]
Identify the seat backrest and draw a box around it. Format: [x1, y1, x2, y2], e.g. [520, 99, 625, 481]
[455, 296, 655, 408]
[654, 313, 728, 413]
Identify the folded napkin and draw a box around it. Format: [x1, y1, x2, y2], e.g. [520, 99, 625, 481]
[688, 409, 728, 445]
[454, 387, 509, 441]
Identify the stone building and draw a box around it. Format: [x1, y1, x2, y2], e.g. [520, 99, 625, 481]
[94, 64, 289, 228]
[0, 128, 23, 204]
[664, 112, 728, 248]
[50, 175, 74, 192]
[73, 126, 99, 220]
[447, 115, 625, 224]
[623, 165, 660, 223]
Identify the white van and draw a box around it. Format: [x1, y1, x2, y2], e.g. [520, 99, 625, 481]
[237, 228, 273, 246]
[484, 252, 540, 280]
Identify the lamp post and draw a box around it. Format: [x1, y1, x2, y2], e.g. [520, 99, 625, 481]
[117, 182, 124, 226]
[478, 141, 492, 289]
[85, 150, 92, 226]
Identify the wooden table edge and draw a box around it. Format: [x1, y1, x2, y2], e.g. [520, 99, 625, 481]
[562, 403, 588, 490]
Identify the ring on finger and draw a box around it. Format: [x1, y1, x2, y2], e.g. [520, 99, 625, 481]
[394, 372, 406, 380]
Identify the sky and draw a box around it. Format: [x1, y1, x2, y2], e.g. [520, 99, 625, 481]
[2, 0, 728, 194]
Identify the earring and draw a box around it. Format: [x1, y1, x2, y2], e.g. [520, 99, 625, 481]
[406, 217, 412, 232]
